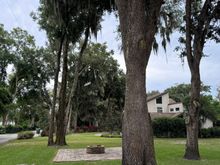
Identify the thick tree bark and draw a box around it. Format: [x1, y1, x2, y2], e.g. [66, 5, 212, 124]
[55, 37, 69, 146]
[116, 0, 163, 164]
[64, 27, 90, 134]
[48, 33, 65, 146]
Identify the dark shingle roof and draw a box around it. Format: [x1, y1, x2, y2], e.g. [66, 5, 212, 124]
[147, 92, 168, 102]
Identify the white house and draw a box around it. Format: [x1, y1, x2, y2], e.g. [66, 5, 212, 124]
[147, 92, 184, 113]
[147, 92, 213, 128]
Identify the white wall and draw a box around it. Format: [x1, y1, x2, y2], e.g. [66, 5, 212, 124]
[147, 93, 169, 113]
[201, 118, 213, 128]
[168, 103, 184, 113]
[147, 99, 157, 112]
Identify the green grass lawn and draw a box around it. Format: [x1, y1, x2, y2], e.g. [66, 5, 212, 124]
[0, 133, 220, 165]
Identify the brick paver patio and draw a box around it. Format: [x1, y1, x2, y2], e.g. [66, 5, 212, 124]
[53, 147, 122, 162]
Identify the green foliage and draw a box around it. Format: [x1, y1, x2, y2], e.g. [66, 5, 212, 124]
[200, 127, 220, 138]
[0, 24, 14, 83]
[0, 26, 53, 129]
[0, 125, 36, 134]
[0, 126, 6, 134]
[5, 125, 22, 134]
[165, 83, 219, 121]
[0, 86, 12, 120]
[152, 117, 186, 138]
[17, 131, 35, 140]
[71, 43, 125, 132]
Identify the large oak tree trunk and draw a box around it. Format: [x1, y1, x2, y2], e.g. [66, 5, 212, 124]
[116, 0, 163, 164]
[123, 64, 156, 165]
[48, 33, 65, 146]
[55, 37, 69, 146]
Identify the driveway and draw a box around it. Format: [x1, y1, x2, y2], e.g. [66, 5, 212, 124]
[0, 133, 17, 144]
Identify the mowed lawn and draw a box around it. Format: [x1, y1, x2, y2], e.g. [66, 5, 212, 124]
[0, 133, 220, 165]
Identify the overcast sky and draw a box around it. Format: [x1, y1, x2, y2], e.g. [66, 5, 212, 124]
[0, 0, 219, 97]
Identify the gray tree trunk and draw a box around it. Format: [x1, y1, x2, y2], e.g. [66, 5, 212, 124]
[184, 0, 210, 160]
[48, 33, 65, 146]
[116, 0, 163, 164]
[73, 110, 78, 133]
[55, 37, 69, 146]
[184, 64, 201, 159]
[2, 114, 7, 126]
[66, 104, 72, 134]
[64, 27, 89, 134]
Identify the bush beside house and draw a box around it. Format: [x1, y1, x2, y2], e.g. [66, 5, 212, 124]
[152, 117, 220, 138]
[200, 127, 220, 138]
[152, 117, 186, 138]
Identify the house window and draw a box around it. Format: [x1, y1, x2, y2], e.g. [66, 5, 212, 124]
[156, 97, 162, 104]
[175, 107, 180, 111]
[157, 107, 163, 113]
[170, 108, 174, 112]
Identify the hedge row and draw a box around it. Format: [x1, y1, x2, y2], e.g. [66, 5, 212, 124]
[152, 117, 220, 138]
[200, 127, 220, 138]
[152, 117, 186, 138]
[0, 125, 36, 134]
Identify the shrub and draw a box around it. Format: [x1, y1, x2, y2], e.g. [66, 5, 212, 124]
[200, 127, 220, 138]
[17, 131, 35, 139]
[5, 125, 22, 133]
[152, 117, 186, 138]
[214, 120, 220, 127]
[0, 126, 6, 134]
[41, 127, 49, 137]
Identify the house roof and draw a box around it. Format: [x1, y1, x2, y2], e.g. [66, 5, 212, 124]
[169, 98, 176, 104]
[149, 112, 183, 120]
[147, 92, 168, 102]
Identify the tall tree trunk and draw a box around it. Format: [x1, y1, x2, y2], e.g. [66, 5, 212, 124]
[184, 66, 201, 160]
[48, 33, 65, 146]
[64, 27, 90, 134]
[116, 0, 163, 164]
[30, 115, 35, 128]
[55, 37, 69, 146]
[73, 110, 78, 133]
[183, 0, 204, 160]
[2, 114, 7, 126]
[66, 104, 72, 133]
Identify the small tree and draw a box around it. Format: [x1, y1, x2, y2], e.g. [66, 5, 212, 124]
[182, 0, 220, 160]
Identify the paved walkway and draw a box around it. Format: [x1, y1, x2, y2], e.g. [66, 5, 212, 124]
[0, 133, 17, 144]
[53, 147, 122, 162]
